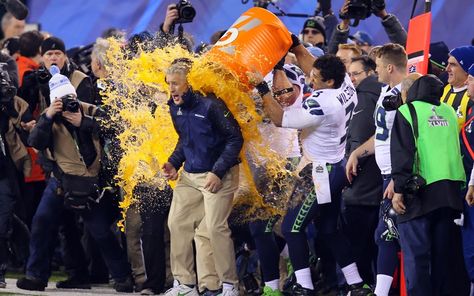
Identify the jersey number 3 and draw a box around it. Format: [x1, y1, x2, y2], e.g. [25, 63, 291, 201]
[376, 107, 389, 141]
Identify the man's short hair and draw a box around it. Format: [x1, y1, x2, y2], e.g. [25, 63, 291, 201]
[376, 43, 408, 72]
[19, 30, 44, 57]
[401, 73, 422, 94]
[92, 37, 110, 69]
[338, 43, 363, 57]
[313, 54, 346, 89]
[166, 58, 193, 77]
[351, 55, 376, 72]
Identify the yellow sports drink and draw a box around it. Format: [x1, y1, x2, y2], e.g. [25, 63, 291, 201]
[206, 7, 292, 86]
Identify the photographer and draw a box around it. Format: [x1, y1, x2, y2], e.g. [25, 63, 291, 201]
[16, 67, 133, 293]
[327, 0, 407, 54]
[16, 30, 43, 86]
[0, 75, 34, 288]
[390, 74, 466, 295]
[159, 1, 196, 51]
[20, 36, 94, 116]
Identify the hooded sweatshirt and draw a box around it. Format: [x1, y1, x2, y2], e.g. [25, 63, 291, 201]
[391, 75, 464, 223]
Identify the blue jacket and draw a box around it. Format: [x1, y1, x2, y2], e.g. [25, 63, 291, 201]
[168, 90, 243, 179]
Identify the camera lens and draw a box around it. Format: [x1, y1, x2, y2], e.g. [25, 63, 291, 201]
[382, 94, 402, 111]
[181, 6, 195, 19]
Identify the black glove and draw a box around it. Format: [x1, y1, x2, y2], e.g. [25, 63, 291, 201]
[290, 33, 301, 50]
[372, 0, 386, 13]
[274, 56, 285, 70]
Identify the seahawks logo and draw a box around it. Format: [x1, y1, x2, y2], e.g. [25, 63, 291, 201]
[303, 98, 324, 115]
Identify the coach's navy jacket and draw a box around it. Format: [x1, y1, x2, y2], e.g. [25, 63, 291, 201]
[168, 90, 243, 179]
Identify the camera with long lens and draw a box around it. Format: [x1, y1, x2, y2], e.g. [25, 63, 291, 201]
[61, 94, 79, 112]
[339, 0, 386, 26]
[0, 63, 17, 104]
[382, 93, 403, 111]
[36, 66, 52, 84]
[175, 0, 196, 24]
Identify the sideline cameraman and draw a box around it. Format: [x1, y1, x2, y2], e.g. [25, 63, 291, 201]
[390, 75, 466, 295]
[16, 68, 133, 293]
[0, 86, 34, 288]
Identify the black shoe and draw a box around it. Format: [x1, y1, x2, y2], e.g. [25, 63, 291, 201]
[347, 283, 375, 296]
[0, 268, 5, 288]
[134, 282, 144, 293]
[16, 277, 47, 291]
[114, 276, 134, 293]
[56, 277, 91, 289]
[201, 288, 222, 295]
[282, 272, 296, 295]
[314, 278, 338, 294]
[90, 276, 109, 285]
[288, 283, 316, 296]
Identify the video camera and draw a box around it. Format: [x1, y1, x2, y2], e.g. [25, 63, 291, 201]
[174, 0, 196, 24]
[35, 66, 52, 85]
[339, 0, 386, 26]
[0, 63, 17, 104]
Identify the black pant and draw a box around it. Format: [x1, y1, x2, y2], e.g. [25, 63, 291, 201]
[59, 211, 90, 281]
[398, 208, 469, 296]
[140, 209, 167, 292]
[342, 205, 378, 285]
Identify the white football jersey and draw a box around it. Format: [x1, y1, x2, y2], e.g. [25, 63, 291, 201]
[262, 64, 306, 158]
[282, 74, 357, 163]
[374, 83, 401, 175]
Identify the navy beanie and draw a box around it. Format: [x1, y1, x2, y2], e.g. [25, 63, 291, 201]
[450, 46, 474, 73]
[469, 64, 474, 77]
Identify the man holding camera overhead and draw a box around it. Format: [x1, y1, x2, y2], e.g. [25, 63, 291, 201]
[16, 66, 133, 293]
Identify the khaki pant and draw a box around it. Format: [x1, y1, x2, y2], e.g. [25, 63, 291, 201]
[168, 166, 239, 290]
[125, 204, 146, 286]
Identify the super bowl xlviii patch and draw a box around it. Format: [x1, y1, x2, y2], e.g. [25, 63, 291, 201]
[315, 164, 324, 173]
[428, 107, 448, 127]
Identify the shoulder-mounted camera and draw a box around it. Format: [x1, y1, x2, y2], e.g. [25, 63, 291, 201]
[0, 63, 17, 104]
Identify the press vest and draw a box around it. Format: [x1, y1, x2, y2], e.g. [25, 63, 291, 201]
[46, 102, 102, 177]
[5, 96, 31, 176]
[26, 70, 88, 182]
[398, 101, 465, 186]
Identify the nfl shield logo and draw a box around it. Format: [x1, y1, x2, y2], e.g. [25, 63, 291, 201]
[409, 64, 417, 73]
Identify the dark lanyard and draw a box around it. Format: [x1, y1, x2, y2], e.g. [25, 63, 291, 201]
[462, 115, 474, 160]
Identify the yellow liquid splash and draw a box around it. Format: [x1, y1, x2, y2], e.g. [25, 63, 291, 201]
[101, 40, 296, 230]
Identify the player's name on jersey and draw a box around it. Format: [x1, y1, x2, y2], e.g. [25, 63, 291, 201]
[336, 84, 356, 105]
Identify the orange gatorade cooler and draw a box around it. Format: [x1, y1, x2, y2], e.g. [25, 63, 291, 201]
[206, 7, 292, 86]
